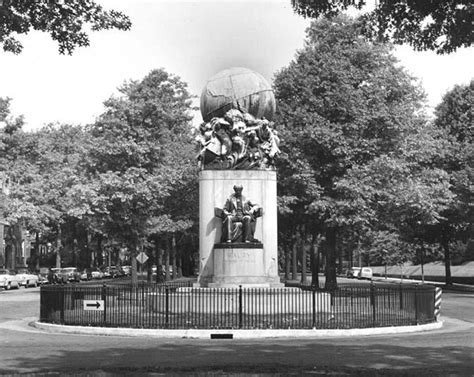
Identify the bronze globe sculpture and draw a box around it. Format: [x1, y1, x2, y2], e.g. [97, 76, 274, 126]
[200, 67, 276, 122]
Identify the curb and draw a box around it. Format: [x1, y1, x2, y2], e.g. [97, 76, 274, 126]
[32, 320, 443, 339]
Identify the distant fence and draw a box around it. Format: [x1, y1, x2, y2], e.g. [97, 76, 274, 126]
[40, 282, 438, 330]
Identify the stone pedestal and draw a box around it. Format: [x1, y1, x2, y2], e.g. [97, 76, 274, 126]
[197, 170, 282, 288]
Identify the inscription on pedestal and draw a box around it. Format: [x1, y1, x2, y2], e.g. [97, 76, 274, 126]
[212, 247, 265, 284]
[225, 249, 251, 261]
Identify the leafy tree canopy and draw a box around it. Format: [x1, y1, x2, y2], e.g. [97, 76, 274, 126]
[86, 69, 197, 250]
[435, 80, 473, 144]
[2, 122, 91, 233]
[291, 0, 473, 54]
[275, 15, 427, 227]
[0, 0, 131, 54]
[432, 80, 473, 241]
[274, 15, 437, 286]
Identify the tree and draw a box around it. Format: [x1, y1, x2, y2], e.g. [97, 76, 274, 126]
[1, 120, 92, 268]
[85, 69, 197, 284]
[274, 16, 428, 288]
[290, 0, 472, 54]
[0, 0, 131, 54]
[431, 80, 473, 284]
[435, 81, 473, 144]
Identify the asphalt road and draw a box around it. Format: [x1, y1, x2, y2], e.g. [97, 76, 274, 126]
[0, 284, 473, 376]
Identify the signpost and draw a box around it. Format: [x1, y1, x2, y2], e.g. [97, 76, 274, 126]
[83, 300, 104, 311]
[136, 252, 148, 264]
[136, 251, 149, 282]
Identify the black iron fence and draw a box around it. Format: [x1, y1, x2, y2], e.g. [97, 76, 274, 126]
[40, 282, 437, 330]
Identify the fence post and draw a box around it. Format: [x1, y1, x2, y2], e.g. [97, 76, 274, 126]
[59, 286, 65, 325]
[370, 282, 376, 326]
[102, 284, 107, 324]
[238, 285, 243, 329]
[165, 286, 170, 328]
[312, 288, 316, 328]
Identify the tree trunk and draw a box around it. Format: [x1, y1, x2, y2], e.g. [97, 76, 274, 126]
[310, 235, 320, 288]
[442, 236, 453, 285]
[165, 237, 171, 282]
[131, 243, 139, 286]
[171, 233, 177, 280]
[337, 238, 343, 274]
[157, 247, 164, 283]
[96, 234, 103, 267]
[56, 225, 62, 269]
[324, 227, 337, 290]
[147, 254, 153, 283]
[285, 246, 290, 280]
[72, 238, 78, 268]
[131, 255, 138, 286]
[87, 230, 94, 268]
[420, 244, 425, 284]
[35, 232, 40, 271]
[300, 237, 307, 285]
[291, 242, 297, 280]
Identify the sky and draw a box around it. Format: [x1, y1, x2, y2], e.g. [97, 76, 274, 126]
[0, 0, 472, 131]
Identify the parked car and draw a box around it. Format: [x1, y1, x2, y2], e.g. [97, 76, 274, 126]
[106, 266, 123, 278]
[90, 268, 104, 279]
[121, 265, 131, 276]
[359, 267, 373, 280]
[57, 267, 81, 283]
[346, 267, 373, 280]
[80, 269, 92, 281]
[50, 268, 61, 283]
[0, 269, 21, 290]
[38, 267, 50, 285]
[14, 268, 40, 288]
[346, 267, 361, 279]
[101, 267, 111, 279]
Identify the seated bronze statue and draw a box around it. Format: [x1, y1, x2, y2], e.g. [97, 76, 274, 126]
[216, 184, 262, 243]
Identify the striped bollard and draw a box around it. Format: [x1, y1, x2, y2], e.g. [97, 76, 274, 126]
[434, 287, 442, 321]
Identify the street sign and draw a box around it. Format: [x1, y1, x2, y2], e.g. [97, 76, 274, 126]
[136, 251, 149, 264]
[83, 300, 104, 311]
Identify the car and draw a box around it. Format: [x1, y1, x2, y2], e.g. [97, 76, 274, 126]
[14, 268, 40, 288]
[0, 269, 21, 290]
[57, 267, 81, 283]
[80, 269, 92, 281]
[346, 267, 373, 280]
[346, 267, 361, 279]
[121, 265, 131, 276]
[38, 267, 51, 285]
[105, 266, 123, 278]
[90, 268, 104, 279]
[359, 267, 373, 280]
[50, 268, 61, 283]
[101, 267, 111, 279]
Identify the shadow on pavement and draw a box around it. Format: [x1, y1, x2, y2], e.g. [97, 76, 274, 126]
[1, 338, 473, 376]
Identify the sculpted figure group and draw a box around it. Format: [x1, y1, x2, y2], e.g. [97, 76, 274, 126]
[196, 109, 280, 170]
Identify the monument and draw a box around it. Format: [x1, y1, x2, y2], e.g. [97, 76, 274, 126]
[196, 67, 283, 288]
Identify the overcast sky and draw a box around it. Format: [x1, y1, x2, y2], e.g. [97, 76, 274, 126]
[0, 0, 472, 131]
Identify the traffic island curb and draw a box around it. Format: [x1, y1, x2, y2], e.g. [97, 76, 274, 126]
[31, 320, 443, 339]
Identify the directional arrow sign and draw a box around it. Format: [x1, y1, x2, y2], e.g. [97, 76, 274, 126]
[136, 251, 149, 264]
[83, 300, 104, 311]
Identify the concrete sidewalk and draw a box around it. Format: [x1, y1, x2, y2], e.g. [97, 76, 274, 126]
[32, 320, 443, 339]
